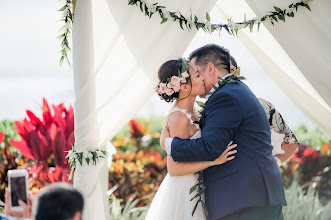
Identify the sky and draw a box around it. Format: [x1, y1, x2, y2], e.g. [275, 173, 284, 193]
[0, 0, 314, 130]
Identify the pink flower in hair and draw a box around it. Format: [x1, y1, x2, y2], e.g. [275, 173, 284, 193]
[173, 85, 180, 92]
[159, 83, 167, 93]
[180, 77, 187, 83]
[167, 82, 174, 89]
[171, 76, 180, 86]
[166, 88, 174, 96]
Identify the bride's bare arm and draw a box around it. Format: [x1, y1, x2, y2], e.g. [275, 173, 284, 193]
[166, 113, 237, 177]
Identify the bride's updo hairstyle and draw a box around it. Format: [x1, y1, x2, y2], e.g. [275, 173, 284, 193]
[155, 58, 191, 102]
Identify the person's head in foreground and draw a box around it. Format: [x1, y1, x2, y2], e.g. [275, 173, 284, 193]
[188, 44, 231, 97]
[33, 182, 84, 220]
[155, 58, 205, 102]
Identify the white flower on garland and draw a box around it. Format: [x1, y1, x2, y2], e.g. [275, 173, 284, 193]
[162, 10, 170, 19]
[205, 21, 212, 32]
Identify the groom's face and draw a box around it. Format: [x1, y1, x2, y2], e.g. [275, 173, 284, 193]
[190, 58, 211, 98]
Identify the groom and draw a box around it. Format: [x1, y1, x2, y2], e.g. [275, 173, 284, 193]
[161, 44, 286, 220]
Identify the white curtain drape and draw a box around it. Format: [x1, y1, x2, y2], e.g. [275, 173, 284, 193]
[72, 0, 217, 219]
[215, 0, 331, 138]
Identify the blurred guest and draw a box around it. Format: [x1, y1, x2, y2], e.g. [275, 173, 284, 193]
[4, 182, 84, 220]
[230, 55, 299, 166]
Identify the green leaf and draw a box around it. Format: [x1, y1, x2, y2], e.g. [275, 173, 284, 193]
[195, 101, 205, 108]
[273, 6, 281, 13]
[249, 23, 253, 32]
[59, 56, 65, 67]
[190, 193, 199, 202]
[190, 183, 198, 194]
[85, 157, 90, 165]
[78, 154, 83, 166]
[257, 22, 261, 31]
[192, 201, 199, 217]
[304, 4, 311, 11]
[160, 18, 167, 24]
[179, 20, 183, 29]
[201, 200, 209, 219]
[194, 15, 198, 23]
[206, 12, 210, 21]
[58, 6, 67, 11]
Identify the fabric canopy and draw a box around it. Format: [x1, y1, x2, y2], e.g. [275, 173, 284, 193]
[72, 0, 217, 219]
[72, 0, 331, 219]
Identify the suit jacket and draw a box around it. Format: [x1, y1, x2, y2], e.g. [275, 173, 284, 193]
[171, 81, 286, 220]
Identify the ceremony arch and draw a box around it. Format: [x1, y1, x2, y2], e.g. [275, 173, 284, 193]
[70, 0, 331, 219]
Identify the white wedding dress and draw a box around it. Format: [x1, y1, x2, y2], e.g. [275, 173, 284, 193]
[146, 108, 205, 220]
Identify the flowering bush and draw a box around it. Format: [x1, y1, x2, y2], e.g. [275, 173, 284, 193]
[280, 144, 331, 205]
[110, 118, 167, 206]
[109, 148, 167, 207]
[8, 98, 74, 191]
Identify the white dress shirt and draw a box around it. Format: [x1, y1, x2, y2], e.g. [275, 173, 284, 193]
[165, 74, 232, 155]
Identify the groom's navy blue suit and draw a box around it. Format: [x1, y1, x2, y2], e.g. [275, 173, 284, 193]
[171, 80, 286, 220]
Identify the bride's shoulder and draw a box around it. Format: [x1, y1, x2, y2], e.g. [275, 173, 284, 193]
[167, 111, 191, 128]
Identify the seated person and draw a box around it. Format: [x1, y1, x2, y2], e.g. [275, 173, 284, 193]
[230, 55, 299, 166]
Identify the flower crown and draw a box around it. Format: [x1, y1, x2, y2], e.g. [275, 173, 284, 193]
[155, 58, 190, 97]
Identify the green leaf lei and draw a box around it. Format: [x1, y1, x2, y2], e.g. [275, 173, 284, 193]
[128, 0, 314, 36]
[66, 145, 108, 180]
[190, 70, 245, 218]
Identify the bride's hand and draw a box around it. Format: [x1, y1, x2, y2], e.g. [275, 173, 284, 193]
[213, 141, 237, 165]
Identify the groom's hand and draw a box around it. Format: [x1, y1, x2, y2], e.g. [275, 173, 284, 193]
[160, 126, 170, 151]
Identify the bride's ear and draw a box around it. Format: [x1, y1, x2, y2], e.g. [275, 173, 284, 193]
[180, 84, 190, 92]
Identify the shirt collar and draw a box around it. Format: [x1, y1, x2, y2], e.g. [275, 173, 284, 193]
[205, 74, 232, 100]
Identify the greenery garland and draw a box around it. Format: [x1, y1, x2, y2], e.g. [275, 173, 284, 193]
[58, 0, 73, 67]
[128, 0, 314, 35]
[66, 145, 108, 180]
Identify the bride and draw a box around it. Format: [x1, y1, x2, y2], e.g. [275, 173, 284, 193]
[146, 58, 237, 220]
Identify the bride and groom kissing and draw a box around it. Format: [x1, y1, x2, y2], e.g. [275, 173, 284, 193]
[146, 44, 287, 220]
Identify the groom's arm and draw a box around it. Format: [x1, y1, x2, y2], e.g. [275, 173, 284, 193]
[168, 92, 242, 162]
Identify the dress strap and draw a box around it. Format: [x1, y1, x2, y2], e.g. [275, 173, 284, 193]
[168, 107, 199, 129]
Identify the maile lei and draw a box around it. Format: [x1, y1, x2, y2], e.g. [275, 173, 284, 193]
[190, 69, 245, 218]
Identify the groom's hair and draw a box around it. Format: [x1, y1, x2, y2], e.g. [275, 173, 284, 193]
[188, 44, 230, 73]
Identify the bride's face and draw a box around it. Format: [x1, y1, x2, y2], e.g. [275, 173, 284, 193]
[188, 65, 205, 96]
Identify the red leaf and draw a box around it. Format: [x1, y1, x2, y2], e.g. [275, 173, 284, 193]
[53, 131, 67, 167]
[9, 139, 36, 160]
[52, 104, 67, 132]
[15, 121, 26, 139]
[0, 132, 4, 143]
[26, 110, 42, 126]
[66, 132, 75, 152]
[42, 98, 53, 128]
[38, 132, 49, 161]
[29, 130, 41, 161]
[66, 105, 74, 135]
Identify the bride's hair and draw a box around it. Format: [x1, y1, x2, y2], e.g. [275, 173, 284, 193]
[157, 59, 191, 102]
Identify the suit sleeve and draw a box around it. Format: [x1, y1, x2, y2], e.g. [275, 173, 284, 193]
[171, 91, 242, 162]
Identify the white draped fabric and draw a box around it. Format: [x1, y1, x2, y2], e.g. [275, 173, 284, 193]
[215, 0, 331, 138]
[72, 0, 217, 219]
[72, 0, 331, 219]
